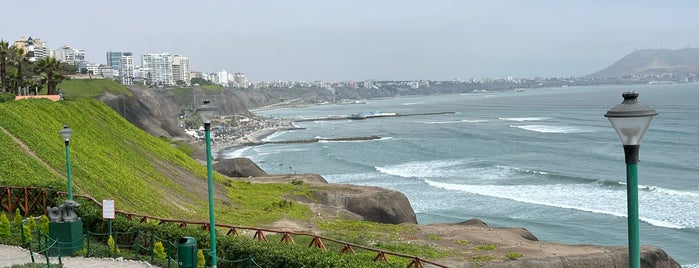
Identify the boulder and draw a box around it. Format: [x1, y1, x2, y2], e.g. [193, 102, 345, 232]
[213, 157, 268, 177]
[313, 184, 417, 224]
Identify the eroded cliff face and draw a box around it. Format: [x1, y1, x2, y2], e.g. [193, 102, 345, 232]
[99, 86, 251, 138]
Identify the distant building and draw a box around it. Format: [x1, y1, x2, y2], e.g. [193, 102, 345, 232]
[216, 69, 229, 87]
[120, 53, 134, 85]
[13, 36, 49, 62]
[141, 53, 174, 86]
[172, 55, 191, 85]
[233, 72, 248, 87]
[56, 45, 87, 69]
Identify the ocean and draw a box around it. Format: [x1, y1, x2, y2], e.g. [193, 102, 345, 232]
[221, 83, 699, 266]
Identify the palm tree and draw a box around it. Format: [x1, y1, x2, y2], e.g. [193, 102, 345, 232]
[11, 47, 27, 95]
[35, 57, 64, 95]
[0, 40, 9, 93]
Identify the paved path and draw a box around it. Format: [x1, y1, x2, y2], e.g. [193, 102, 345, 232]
[0, 245, 154, 267]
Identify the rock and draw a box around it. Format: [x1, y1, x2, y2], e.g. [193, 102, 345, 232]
[213, 157, 268, 177]
[483, 246, 681, 268]
[313, 184, 417, 224]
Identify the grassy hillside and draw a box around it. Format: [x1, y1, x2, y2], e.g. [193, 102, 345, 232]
[0, 98, 310, 225]
[58, 78, 133, 99]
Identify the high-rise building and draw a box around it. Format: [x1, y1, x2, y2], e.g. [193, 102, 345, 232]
[13, 36, 49, 61]
[120, 53, 134, 85]
[233, 72, 248, 88]
[56, 45, 87, 69]
[141, 53, 173, 86]
[107, 51, 125, 70]
[172, 55, 191, 85]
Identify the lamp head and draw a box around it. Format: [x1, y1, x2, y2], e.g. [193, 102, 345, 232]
[59, 125, 73, 142]
[196, 100, 217, 123]
[605, 92, 657, 145]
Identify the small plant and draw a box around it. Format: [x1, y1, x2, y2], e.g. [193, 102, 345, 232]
[455, 239, 470, 245]
[291, 179, 304, 186]
[27, 217, 37, 231]
[0, 213, 10, 237]
[504, 252, 523, 260]
[471, 255, 495, 267]
[22, 224, 32, 243]
[197, 249, 205, 268]
[153, 241, 166, 259]
[474, 244, 497, 251]
[13, 208, 22, 226]
[427, 235, 442, 241]
[107, 235, 120, 256]
[40, 215, 49, 234]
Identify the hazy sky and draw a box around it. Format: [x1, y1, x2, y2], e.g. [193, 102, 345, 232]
[2, 0, 697, 81]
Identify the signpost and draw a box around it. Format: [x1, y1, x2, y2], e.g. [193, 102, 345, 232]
[103, 199, 115, 237]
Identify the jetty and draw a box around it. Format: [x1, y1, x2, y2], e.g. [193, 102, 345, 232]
[238, 135, 381, 146]
[293, 111, 455, 122]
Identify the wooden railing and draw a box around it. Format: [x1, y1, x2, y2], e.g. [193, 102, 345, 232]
[1, 186, 448, 268]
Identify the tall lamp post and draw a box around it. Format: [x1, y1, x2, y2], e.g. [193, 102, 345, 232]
[59, 125, 74, 200]
[197, 100, 217, 268]
[605, 92, 657, 268]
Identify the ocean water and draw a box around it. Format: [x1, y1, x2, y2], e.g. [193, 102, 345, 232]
[221, 83, 699, 266]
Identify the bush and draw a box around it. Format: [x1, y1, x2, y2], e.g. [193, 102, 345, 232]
[0, 213, 10, 237]
[0, 93, 15, 103]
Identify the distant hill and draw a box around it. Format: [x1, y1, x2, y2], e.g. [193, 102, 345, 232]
[587, 48, 699, 78]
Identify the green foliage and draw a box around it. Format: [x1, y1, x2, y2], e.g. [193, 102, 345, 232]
[0, 93, 15, 102]
[22, 224, 32, 243]
[57, 79, 132, 99]
[427, 235, 442, 241]
[474, 244, 497, 251]
[504, 252, 523, 260]
[13, 209, 21, 225]
[0, 213, 10, 236]
[197, 249, 205, 268]
[291, 179, 304, 186]
[107, 235, 120, 256]
[40, 215, 49, 234]
[153, 241, 166, 259]
[471, 255, 495, 267]
[201, 84, 222, 92]
[27, 216, 37, 231]
[455, 239, 471, 245]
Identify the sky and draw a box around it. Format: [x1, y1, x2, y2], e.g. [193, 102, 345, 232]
[2, 0, 697, 82]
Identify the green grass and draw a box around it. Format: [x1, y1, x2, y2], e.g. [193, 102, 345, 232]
[0, 98, 309, 225]
[57, 79, 133, 98]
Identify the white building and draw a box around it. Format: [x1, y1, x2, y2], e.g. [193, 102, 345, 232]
[56, 45, 87, 70]
[141, 53, 173, 86]
[233, 72, 248, 88]
[172, 55, 191, 85]
[216, 69, 230, 87]
[120, 53, 134, 85]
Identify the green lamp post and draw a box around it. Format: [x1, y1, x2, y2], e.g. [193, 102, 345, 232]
[605, 91, 657, 268]
[59, 125, 74, 200]
[197, 100, 218, 268]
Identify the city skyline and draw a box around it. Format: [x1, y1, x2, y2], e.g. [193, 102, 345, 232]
[1, 0, 697, 82]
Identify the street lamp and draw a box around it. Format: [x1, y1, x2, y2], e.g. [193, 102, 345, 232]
[196, 100, 218, 268]
[59, 125, 74, 200]
[605, 91, 657, 268]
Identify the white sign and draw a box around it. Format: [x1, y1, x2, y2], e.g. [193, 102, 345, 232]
[103, 199, 115, 219]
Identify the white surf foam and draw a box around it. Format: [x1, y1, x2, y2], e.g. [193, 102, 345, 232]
[423, 180, 698, 229]
[499, 117, 550, 122]
[510, 124, 594, 134]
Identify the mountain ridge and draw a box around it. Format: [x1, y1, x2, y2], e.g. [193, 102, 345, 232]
[587, 48, 699, 78]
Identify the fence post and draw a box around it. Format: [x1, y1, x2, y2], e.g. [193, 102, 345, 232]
[150, 233, 156, 263]
[134, 229, 141, 259]
[86, 232, 91, 257]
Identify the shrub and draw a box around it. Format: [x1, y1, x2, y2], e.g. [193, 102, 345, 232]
[505, 252, 523, 260]
[0, 213, 10, 237]
[40, 215, 49, 234]
[197, 249, 205, 268]
[153, 241, 166, 259]
[13, 209, 22, 226]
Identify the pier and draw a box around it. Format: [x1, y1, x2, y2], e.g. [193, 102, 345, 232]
[293, 111, 455, 122]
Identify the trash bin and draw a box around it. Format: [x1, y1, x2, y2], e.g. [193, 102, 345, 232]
[177, 236, 197, 268]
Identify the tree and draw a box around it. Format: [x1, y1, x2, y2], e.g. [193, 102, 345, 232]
[11, 47, 27, 95]
[0, 40, 10, 93]
[36, 57, 64, 95]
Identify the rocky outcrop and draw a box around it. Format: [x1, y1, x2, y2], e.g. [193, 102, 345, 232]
[312, 184, 417, 224]
[213, 157, 269, 177]
[484, 246, 680, 268]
